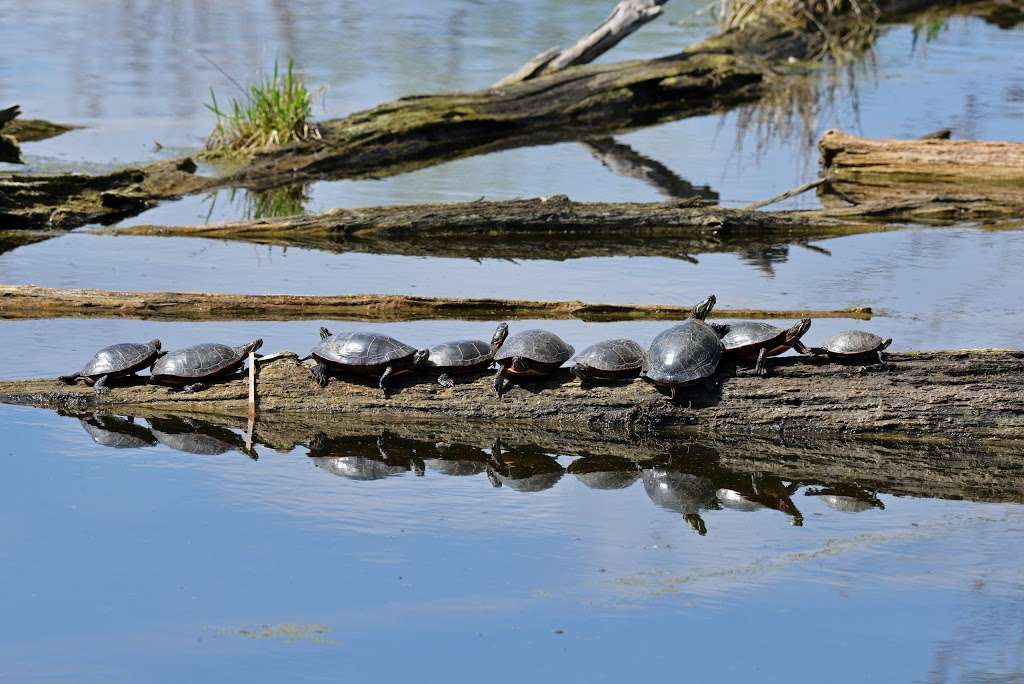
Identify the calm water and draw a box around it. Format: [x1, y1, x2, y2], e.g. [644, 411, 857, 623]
[2, 1, 1024, 681]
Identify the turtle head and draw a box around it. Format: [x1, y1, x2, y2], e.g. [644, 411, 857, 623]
[490, 322, 509, 352]
[412, 349, 430, 367]
[786, 318, 812, 342]
[149, 339, 162, 350]
[880, 337, 893, 350]
[319, 327, 332, 341]
[692, 294, 717, 321]
[242, 339, 264, 355]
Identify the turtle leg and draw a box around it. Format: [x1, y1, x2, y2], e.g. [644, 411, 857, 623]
[309, 360, 330, 388]
[685, 513, 708, 536]
[437, 373, 456, 389]
[876, 350, 886, 365]
[669, 385, 678, 401]
[492, 365, 507, 397]
[93, 375, 111, 396]
[379, 366, 394, 397]
[182, 382, 207, 393]
[755, 348, 769, 377]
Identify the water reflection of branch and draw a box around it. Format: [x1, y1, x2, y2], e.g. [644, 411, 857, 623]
[581, 137, 719, 201]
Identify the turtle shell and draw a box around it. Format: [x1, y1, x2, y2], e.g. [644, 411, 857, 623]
[716, 489, 765, 512]
[493, 329, 574, 365]
[568, 456, 640, 490]
[642, 469, 717, 515]
[572, 338, 645, 372]
[77, 340, 162, 378]
[78, 414, 157, 449]
[821, 331, 888, 355]
[643, 320, 723, 385]
[312, 456, 410, 481]
[718, 322, 785, 352]
[425, 339, 494, 369]
[313, 332, 417, 367]
[151, 340, 260, 379]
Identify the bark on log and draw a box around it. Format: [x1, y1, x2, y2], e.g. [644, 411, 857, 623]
[0, 285, 870, 322]
[819, 129, 1024, 217]
[4, 350, 1023, 444]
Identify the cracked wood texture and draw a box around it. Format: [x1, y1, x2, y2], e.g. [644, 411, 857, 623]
[3, 350, 1022, 443]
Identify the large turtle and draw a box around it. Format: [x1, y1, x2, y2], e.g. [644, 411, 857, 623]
[642, 467, 720, 536]
[310, 328, 428, 396]
[486, 439, 564, 492]
[148, 415, 254, 458]
[571, 338, 645, 386]
[491, 329, 574, 397]
[567, 455, 641, 490]
[425, 441, 490, 476]
[58, 339, 164, 395]
[78, 413, 157, 449]
[809, 330, 892, 364]
[641, 294, 723, 400]
[715, 473, 803, 526]
[150, 339, 263, 392]
[423, 322, 508, 388]
[307, 433, 424, 480]
[805, 485, 885, 513]
[711, 318, 812, 376]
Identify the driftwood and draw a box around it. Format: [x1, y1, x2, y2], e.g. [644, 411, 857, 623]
[0, 285, 870, 322]
[819, 129, 1024, 217]
[0, 105, 78, 163]
[4, 349, 1023, 443]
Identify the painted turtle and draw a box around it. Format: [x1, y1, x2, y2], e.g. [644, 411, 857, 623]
[486, 439, 564, 492]
[571, 338, 645, 386]
[809, 330, 892, 364]
[492, 329, 574, 397]
[307, 433, 424, 479]
[425, 441, 490, 476]
[641, 294, 723, 400]
[715, 473, 803, 526]
[711, 318, 812, 376]
[642, 467, 720, 536]
[423, 322, 508, 388]
[805, 485, 885, 513]
[58, 339, 164, 395]
[78, 413, 157, 449]
[310, 328, 428, 396]
[148, 415, 253, 457]
[150, 339, 263, 392]
[567, 455, 641, 490]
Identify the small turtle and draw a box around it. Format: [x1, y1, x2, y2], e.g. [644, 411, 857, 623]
[715, 473, 803, 526]
[571, 338, 645, 386]
[150, 339, 263, 392]
[310, 328, 428, 396]
[809, 330, 892, 364]
[492, 329, 574, 397]
[567, 455, 641, 490]
[308, 433, 424, 479]
[486, 439, 565, 492]
[641, 294, 723, 400]
[642, 467, 720, 536]
[424, 322, 508, 388]
[78, 413, 157, 449]
[148, 415, 253, 457]
[58, 339, 164, 395]
[805, 485, 885, 513]
[711, 318, 812, 376]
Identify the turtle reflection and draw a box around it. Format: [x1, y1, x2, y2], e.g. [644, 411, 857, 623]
[307, 432, 425, 481]
[567, 455, 640, 490]
[77, 413, 157, 449]
[424, 441, 490, 477]
[487, 439, 564, 493]
[642, 467, 720, 536]
[805, 484, 885, 513]
[716, 473, 804, 526]
[147, 415, 255, 458]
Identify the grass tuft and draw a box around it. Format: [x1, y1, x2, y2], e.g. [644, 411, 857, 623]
[203, 58, 321, 157]
[719, 0, 880, 58]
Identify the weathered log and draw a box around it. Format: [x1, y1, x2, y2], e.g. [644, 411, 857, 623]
[0, 105, 78, 164]
[819, 129, 1024, 217]
[4, 350, 1023, 444]
[0, 285, 870, 322]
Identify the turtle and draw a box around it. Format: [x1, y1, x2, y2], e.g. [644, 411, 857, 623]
[307, 433, 424, 479]
[310, 327, 428, 396]
[425, 441, 490, 476]
[805, 485, 885, 513]
[808, 330, 892, 364]
[149, 339, 263, 392]
[423, 322, 508, 388]
[77, 413, 157, 449]
[641, 294, 723, 400]
[641, 467, 720, 536]
[715, 472, 803, 526]
[58, 339, 164, 395]
[571, 338, 645, 386]
[486, 439, 564, 492]
[491, 329, 574, 397]
[710, 318, 812, 376]
[567, 455, 641, 490]
[148, 415, 254, 458]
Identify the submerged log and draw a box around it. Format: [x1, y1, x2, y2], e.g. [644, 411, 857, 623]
[3, 350, 1023, 444]
[819, 129, 1024, 217]
[0, 285, 870, 321]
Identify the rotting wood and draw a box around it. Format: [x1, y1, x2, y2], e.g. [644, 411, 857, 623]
[0, 285, 872, 322]
[819, 129, 1024, 216]
[4, 349, 1023, 444]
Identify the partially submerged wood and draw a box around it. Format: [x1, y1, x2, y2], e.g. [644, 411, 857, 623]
[0, 105, 78, 163]
[819, 129, 1024, 218]
[4, 349, 1023, 444]
[0, 285, 871, 322]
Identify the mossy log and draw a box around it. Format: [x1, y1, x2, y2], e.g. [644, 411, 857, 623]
[4, 350, 1023, 444]
[0, 284, 870, 321]
[819, 129, 1024, 218]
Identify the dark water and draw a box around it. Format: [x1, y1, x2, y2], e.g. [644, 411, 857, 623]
[2, 1, 1024, 681]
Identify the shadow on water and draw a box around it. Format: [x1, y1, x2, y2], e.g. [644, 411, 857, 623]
[59, 409, 1024, 532]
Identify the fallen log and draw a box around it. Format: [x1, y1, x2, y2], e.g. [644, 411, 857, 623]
[0, 105, 77, 163]
[54, 409, 1024, 504]
[0, 285, 871, 321]
[4, 350, 1022, 443]
[819, 129, 1024, 217]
